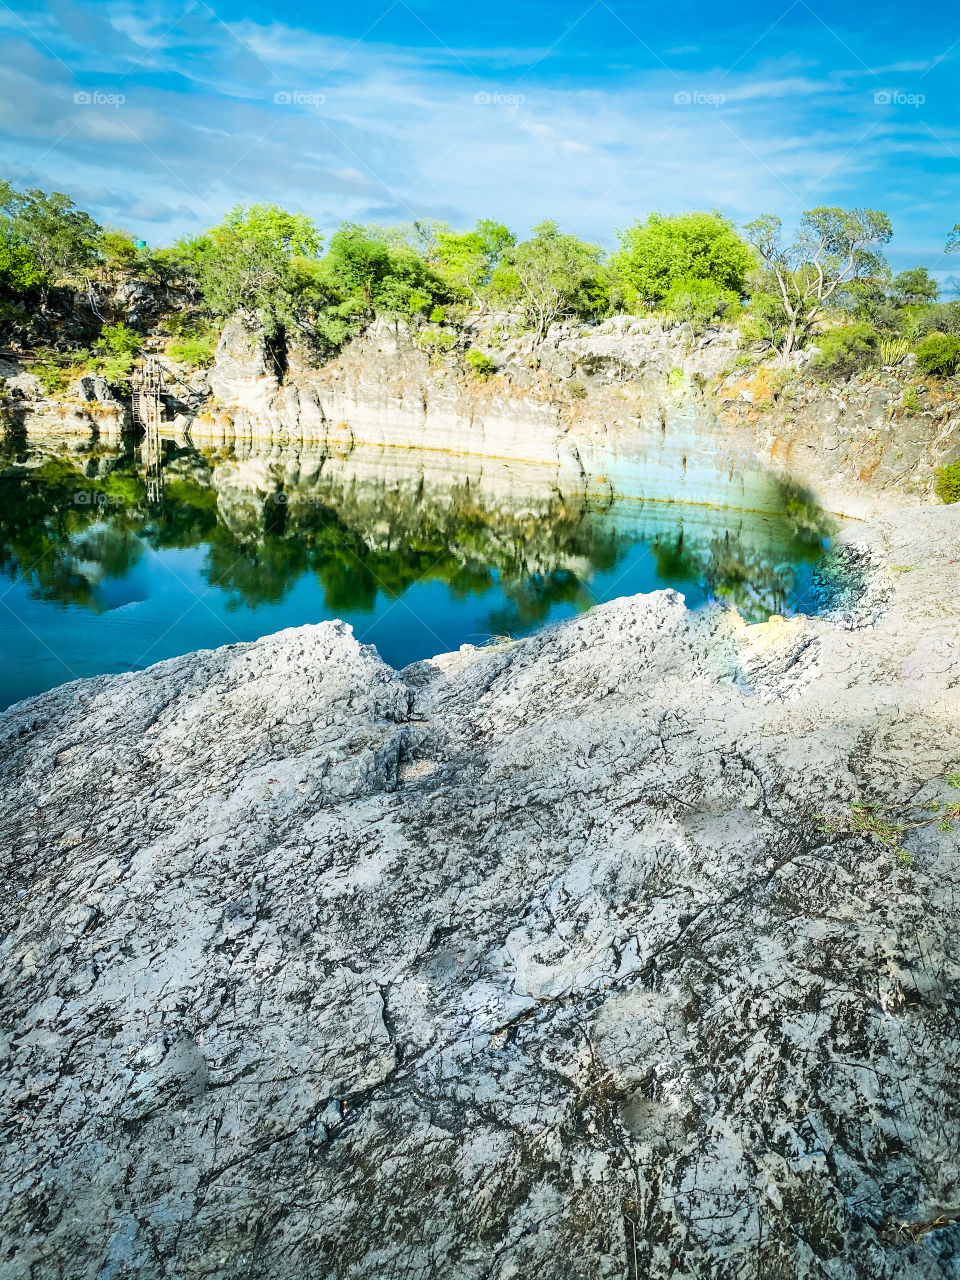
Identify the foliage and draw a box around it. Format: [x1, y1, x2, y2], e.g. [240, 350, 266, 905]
[816, 775, 960, 866]
[98, 228, 141, 282]
[304, 225, 451, 339]
[611, 211, 753, 307]
[0, 186, 100, 302]
[809, 323, 880, 380]
[934, 461, 960, 503]
[436, 220, 515, 313]
[879, 336, 909, 367]
[901, 385, 926, 416]
[31, 348, 86, 394]
[167, 324, 219, 368]
[465, 349, 496, 380]
[744, 207, 892, 354]
[0, 228, 44, 318]
[892, 266, 939, 305]
[415, 324, 457, 364]
[662, 275, 741, 332]
[181, 203, 322, 335]
[914, 332, 960, 377]
[495, 220, 608, 344]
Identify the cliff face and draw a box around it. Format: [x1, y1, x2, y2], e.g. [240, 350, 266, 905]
[6, 316, 958, 520]
[197, 315, 960, 519]
[2, 504, 960, 1279]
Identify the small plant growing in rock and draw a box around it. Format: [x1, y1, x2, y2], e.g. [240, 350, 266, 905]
[816, 774, 960, 866]
[667, 366, 686, 388]
[880, 337, 910, 367]
[465, 350, 496, 381]
[901, 385, 926, 416]
[934, 461, 960, 504]
[415, 325, 457, 366]
[567, 379, 587, 400]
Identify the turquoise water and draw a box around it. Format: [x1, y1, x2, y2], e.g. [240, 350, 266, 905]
[0, 438, 832, 711]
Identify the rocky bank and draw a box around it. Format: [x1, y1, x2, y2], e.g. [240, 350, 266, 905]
[6, 313, 960, 520]
[2, 503, 959, 1278]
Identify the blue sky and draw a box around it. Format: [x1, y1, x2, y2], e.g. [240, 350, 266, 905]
[2, 0, 959, 278]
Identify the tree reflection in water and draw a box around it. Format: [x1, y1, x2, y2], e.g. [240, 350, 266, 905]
[0, 437, 832, 646]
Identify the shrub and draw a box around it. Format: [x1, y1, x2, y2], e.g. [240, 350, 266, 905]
[810, 324, 880, 380]
[32, 348, 85, 394]
[465, 349, 496, 381]
[914, 333, 960, 378]
[879, 337, 909, 367]
[567, 378, 587, 400]
[934, 461, 960, 504]
[611, 211, 753, 305]
[662, 276, 741, 333]
[168, 325, 219, 368]
[415, 324, 457, 365]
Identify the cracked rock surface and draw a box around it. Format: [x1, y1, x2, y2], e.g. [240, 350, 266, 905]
[1, 506, 959, 1279]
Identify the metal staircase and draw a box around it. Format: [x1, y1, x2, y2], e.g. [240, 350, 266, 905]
[132, 356, 164, 504]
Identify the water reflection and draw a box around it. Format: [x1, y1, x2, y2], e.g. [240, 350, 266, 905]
[0, 435, 834, 708]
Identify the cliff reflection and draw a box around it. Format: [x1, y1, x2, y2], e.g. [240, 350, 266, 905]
[1, 437, 831, 633]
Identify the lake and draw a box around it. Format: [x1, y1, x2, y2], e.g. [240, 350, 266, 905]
[0, 435, 834, 710]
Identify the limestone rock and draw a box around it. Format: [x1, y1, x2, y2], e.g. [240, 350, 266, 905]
[208, 314, 280, 413]
[2, 506, 960, 1277]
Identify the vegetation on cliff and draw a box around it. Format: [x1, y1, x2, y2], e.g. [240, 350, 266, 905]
[2, 178, 959, 497]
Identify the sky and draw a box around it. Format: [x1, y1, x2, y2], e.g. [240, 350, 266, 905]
[1, 0, 959, 278]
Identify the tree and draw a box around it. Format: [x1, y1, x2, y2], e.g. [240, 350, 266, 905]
[496, 221, 607, 344]
[0, 187, 100, 285]
[319, 225, 393, 315]
[436, 219, 515, 314]
[744, 207, 893, 355]
[0, 229, 44, 321]
[947, 225, 960, 254]
[611, 211, 753, 307]
[98, 227, 141, 285]
[184, 203, 322, 335]
[892, 266, 939, 306]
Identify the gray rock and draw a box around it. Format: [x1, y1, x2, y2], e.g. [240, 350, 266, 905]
[73, 372, 118, 404]
[2, 506, 960, 1278]
[208, 314, 280, 412]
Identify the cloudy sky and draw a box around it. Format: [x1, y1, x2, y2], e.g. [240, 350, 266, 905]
[2, 0, 958, 276]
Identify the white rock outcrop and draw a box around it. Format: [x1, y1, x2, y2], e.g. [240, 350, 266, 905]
[1, 506, 959, 1278]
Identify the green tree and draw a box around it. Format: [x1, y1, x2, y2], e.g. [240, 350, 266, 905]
[0, 186, 100, 288]
[319, 225, 393, 316]
[436, 219, 515, 314]
[892, 266, 939, 306]
[611, 211, 752, 307]
[744, 207, 893, 355]
[0, 229, 44, 320]
[98, 227, 141, 284]
[946, 225, 960, 254]
[495, 221, 607, 344]
[184, 203, 322, 335]
[309, 225, 450, 328]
